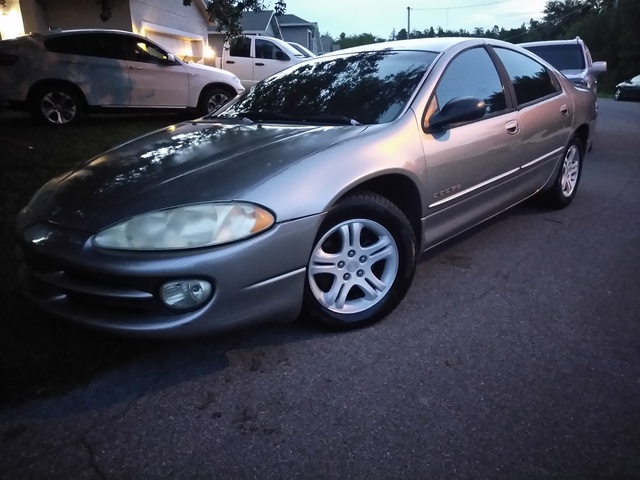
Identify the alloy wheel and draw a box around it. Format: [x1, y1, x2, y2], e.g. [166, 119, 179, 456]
[561, 144, 580, 197]
[41, 91, 77, 124]
[206, 92, 231, 113]
[308, 218, 399, 315]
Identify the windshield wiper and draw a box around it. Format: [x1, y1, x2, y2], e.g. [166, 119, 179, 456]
[238, 111, 297, 122]
[304, 115, 362, 126]
[235, 111, 362, 126]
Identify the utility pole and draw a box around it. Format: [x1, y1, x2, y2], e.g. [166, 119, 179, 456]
[407, 7, 411, 39]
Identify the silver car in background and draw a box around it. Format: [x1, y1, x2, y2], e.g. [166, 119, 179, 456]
[519, 36, 606, 92]
[15, 37, 597, 337]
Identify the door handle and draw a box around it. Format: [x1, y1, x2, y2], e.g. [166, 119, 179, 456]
[128, 65, 142, 70]
[225, 60, 235, 64]
[255, 62, 265, 66]
[560, 104, 569, 116]
[505, 120, 519, 135]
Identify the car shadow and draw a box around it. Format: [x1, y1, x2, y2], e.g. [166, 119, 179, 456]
[417, 195, 550, 265]
[2, 297, 336, 418]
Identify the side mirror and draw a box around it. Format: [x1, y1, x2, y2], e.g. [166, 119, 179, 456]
[427, 96, 487, 131]
[276, 51, 290, 61]
[590, 61, 607, 74]
[166, 53, 176, 63]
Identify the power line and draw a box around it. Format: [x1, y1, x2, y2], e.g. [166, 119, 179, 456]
[410, 0, 519, 11]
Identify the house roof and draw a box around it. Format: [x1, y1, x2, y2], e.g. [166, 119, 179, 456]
[239, 10, 275, 31]
[207, 10, 282, 37]
[278, 14, 314, 27]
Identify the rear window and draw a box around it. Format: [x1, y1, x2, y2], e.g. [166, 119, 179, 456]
[523, 44, 585, 71]
[44, 33, 124, 60]
[0, 53, 19, 65]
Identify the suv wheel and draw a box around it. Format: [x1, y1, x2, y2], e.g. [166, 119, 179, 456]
[33, 84, 83, 125]
[198, 87, 233, 116]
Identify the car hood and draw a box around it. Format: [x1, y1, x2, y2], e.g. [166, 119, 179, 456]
[184, 61, 235, 79]
[29, 120, 366, 232]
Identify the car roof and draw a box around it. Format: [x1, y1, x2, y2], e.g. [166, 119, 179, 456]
[34, 28, 144, 40]
[519, 37, 583, 47]
[326, 37, 517, 56]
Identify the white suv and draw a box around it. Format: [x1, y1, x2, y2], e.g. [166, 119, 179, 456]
[0, 29, 245, 125]
[519, 36, 606, 92]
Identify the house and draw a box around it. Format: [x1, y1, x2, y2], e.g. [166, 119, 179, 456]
[0, 0, 211, 63]
[278, 14, 324, 55]
[206, 10, 283, 62]
[321, 34, 339, 53]
[206, 10, 336, 62]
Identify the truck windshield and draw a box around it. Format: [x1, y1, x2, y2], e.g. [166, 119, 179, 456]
[214, 50, 437, 125]
[524, 44, 585, 71]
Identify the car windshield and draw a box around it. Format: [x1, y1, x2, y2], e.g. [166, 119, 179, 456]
[288, 42, 315, 58]
[524, 44, 585, 71]
[215, 50, 437, 125]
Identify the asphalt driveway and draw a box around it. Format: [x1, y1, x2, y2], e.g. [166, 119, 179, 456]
[1, 98, 639, 479]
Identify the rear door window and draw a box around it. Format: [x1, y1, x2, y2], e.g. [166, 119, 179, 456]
[494, 47, 560, 106]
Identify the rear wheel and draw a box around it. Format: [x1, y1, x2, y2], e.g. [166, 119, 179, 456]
[33, 84, 83, 125]
[304, 192, 416, 330]
[197, 87, 233, 116]
[543, 137, 584, 209]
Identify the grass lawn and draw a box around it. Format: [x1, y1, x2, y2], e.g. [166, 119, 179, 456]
[0, 109, 195, 408]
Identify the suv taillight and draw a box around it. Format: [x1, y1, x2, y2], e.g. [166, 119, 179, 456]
[0, 53, 19, 66]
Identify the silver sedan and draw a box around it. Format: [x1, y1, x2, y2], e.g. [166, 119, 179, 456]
[15, 37, 597, 337]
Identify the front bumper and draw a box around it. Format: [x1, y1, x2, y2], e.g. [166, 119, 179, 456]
[15, 209, 324, 338]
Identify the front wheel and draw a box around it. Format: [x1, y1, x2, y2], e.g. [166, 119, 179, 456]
[197, 87, 233, 116]
[543, 137, 584, 209]
[304, 191, 416, 330]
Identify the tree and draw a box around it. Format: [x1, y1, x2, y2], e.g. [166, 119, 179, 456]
[334, 32, 385, 49]
[96, 0, 286, 37]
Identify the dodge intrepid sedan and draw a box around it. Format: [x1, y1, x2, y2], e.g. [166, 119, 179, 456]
[15, 37, 597, 337]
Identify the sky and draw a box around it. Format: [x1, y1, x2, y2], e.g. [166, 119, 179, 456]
[276, 0, 549, 39]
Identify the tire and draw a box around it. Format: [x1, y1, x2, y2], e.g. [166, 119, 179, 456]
[543, 137, 584, 209]
[304, 191, 416, 330]
[614, 88, 622, 101]
[197, 87, 233, 116]
[33, 84, 83, 125]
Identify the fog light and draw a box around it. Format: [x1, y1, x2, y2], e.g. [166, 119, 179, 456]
[160, 279, 212, 310]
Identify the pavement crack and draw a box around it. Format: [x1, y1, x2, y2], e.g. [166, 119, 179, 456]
[82, 437, 106, 480]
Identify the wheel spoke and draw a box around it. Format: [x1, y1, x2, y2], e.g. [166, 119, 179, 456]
[363, 272, 386, 294]
[363, 236, 394, 261]
[309, 249, 340, 276]
[345, 221, 364, 250]
[322, 281, 350, 310]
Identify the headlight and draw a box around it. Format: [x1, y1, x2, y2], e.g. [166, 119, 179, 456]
[93, 203, 274, 250]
